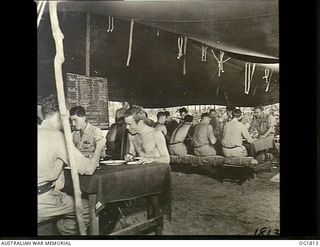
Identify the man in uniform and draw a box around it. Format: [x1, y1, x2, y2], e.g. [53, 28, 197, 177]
[70, 106, 106, 158]
[38, 95, 105, 235]
[192, 113, 217, 156]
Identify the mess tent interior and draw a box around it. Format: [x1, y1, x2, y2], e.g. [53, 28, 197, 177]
[37, 0, 279, 235]
[38, 0, 279, 108]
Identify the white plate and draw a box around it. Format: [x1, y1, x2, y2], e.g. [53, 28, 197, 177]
[127, 161, 140, 165]
[100, 160, 127, 166]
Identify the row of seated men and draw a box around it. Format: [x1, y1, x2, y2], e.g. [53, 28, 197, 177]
[106, 104, 276, 159]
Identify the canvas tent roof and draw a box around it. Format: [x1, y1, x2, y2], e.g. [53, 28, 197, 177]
[38, 0, 279, 107]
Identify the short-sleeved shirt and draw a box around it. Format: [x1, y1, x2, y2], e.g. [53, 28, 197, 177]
[222, 118, 254, 148]
[169, 123, 192, 144]
[250, 113, 276, 136]
[210, 117, 223, 139]
[72, 122, 106, 158]
[38, 121, 92, 186]
[192, 123, 216, 148]
[165, 119, 179, 141]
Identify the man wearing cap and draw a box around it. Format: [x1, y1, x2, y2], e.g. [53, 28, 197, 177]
[222, 109, 254, 157]
[178, 107, 188, 123]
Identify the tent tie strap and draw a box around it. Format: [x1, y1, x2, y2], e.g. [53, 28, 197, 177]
[211, 50, 231, 77]
[37, 0, 47, 28]
[157, 29, 160, 36]
[106, 16, 114, 32]
[126, 20, 134, 67]
[202, 46, 208, 62]
[177, 37, 184, 59]
[244, 62, 256, 94]
[183, 37, 187, 75]
[263, 68, 273, 92]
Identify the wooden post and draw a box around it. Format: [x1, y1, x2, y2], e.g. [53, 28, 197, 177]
[86, 13, 91, 76]
[49, 2, 87, 235]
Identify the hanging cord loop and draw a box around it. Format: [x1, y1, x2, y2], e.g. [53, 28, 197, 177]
[202, 46, 208, 62]
[177, 37, 184, 59]
[106, 16, 114, 32]
[211, 50, 231, 76]
[244, 62, 256, 94]
[263, 68, 273, 92]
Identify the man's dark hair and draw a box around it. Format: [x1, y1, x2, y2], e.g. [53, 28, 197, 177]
[201, 112, 210, 119]
[184, 115, 193, 123]
[232, 109, 242, 118]
[70, 106, 86, 117]
[226, 105, 236, 112]
[124, 105, 147, 124]
[164, 111, 170, 117]
[41, 94, 59, 119]
[209, 109, 216, 114]
[178, 107, 188, 114]
[157, 112, 166, 120]
[254, 105, 264, 111]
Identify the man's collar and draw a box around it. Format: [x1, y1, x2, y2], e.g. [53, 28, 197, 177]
[80, 122, 89, 136]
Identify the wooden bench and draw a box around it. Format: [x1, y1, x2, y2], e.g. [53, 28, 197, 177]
[169, 155, 258, 184]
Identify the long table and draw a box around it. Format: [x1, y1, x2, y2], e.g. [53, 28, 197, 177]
[64, 162, 171, 235]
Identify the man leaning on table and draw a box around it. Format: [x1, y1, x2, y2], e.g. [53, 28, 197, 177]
[38, 95, 105, 235]
[123, 105, 170, 164]
[70, 106, 106, 158]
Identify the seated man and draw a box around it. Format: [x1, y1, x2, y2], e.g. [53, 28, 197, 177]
[177, 107, 188, 123]
[209, 109, 223, 155]
[106, 123, 117, 157]
[168, 115, 194, 156]
[123, 106, 170, 164]
[70, 106, 106, 158]
[38, 95, 105, 235]
[192, 113, 217, 156]
[154, 111, 167, 136]
[248, 105, 276, 156]
[222, 109, 254, 157]
[164, 111, 179, 144]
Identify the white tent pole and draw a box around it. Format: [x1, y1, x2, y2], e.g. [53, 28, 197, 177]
[49, 1, 87, 235]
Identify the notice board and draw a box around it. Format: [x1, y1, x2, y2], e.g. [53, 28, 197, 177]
[66, 73, 109, 129]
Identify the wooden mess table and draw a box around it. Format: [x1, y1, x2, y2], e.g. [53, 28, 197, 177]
[64, 162, 171, 235]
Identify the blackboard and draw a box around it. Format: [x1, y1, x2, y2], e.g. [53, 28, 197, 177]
[66, 73, 109, 129]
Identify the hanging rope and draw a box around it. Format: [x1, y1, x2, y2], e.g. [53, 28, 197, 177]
[177, 37, 183, 59]
[244, 62, 256, 94]
[201, 46, 208, 62]
[126, 20, 134, 67]
[211, 50, 231, 76]
[183, 37, 187, 75]
[106, 16, 114, 32]
[37, 1, 47, 28]
[262, 68, 273, 92]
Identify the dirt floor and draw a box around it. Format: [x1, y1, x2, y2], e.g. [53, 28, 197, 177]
[115, 169, 280, 236]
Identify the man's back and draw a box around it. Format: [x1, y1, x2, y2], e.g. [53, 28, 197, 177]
[38, 126, 67, 185]
[193, 123, 213, 147]
[169, 123, 192, 144]
[222, 119, 252, 148]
